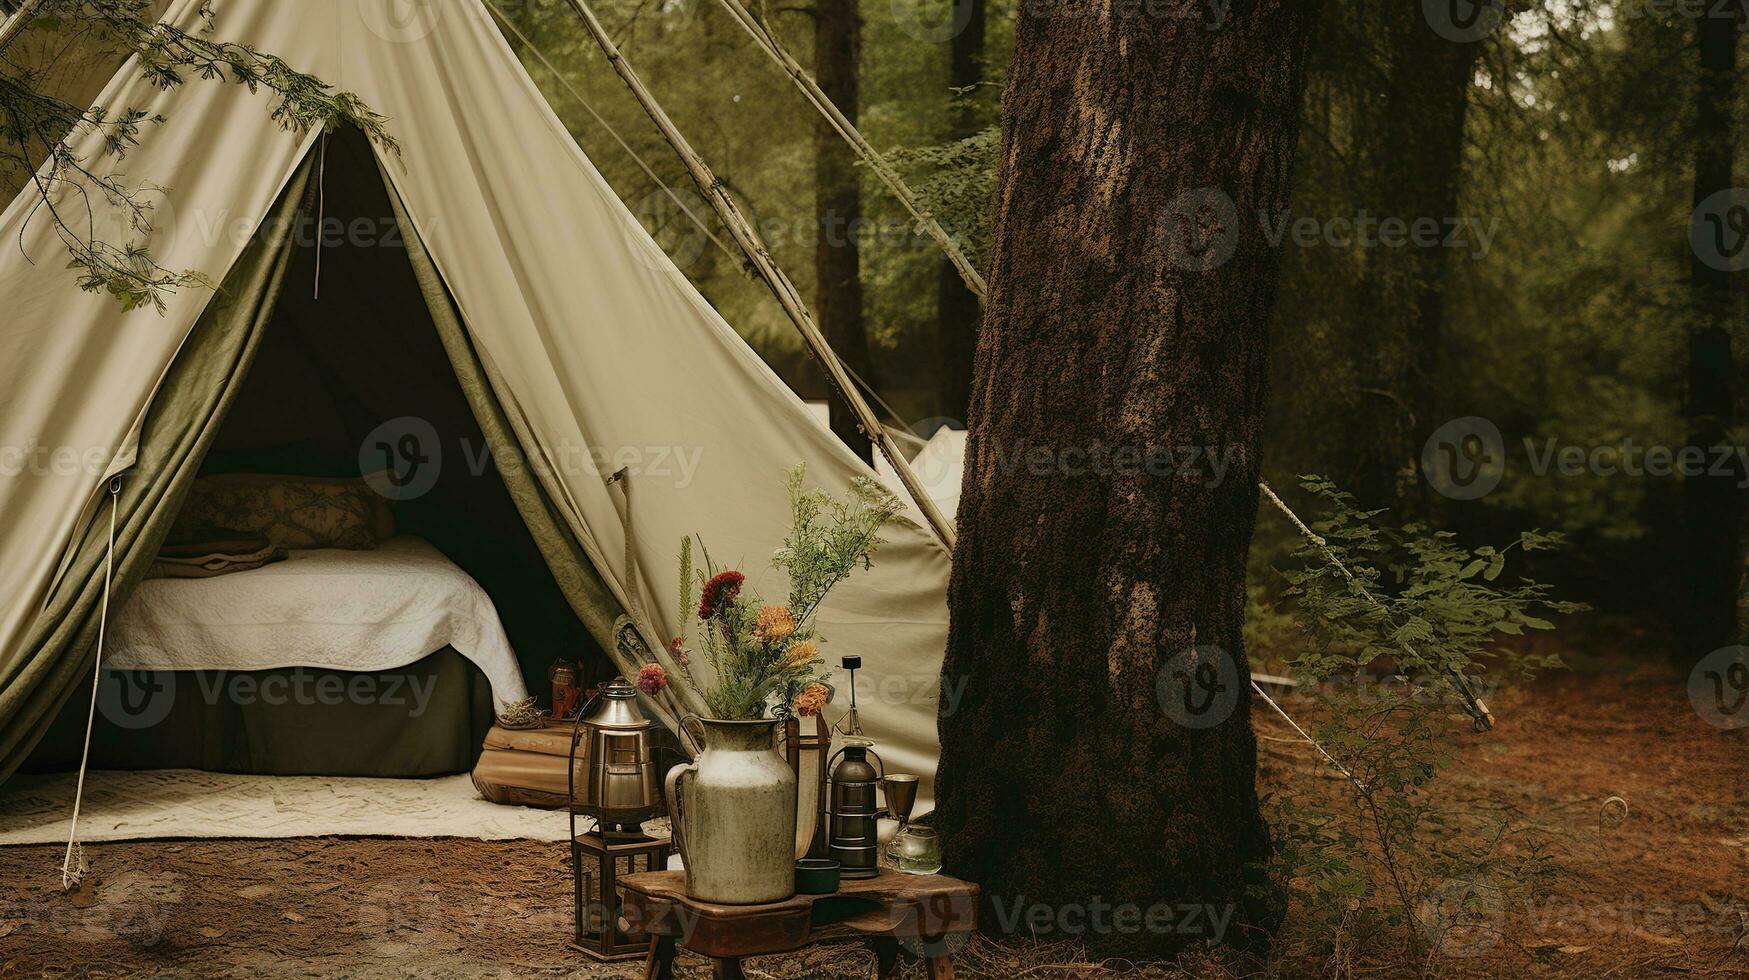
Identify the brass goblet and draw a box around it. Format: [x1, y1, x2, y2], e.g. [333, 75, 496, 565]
[881, 774, 919, 827]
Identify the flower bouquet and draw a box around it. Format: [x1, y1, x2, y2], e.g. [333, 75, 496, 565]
[655, 463, 901, 903]
[667, 463, 901, 720]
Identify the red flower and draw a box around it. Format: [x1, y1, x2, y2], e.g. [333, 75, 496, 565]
[698, 570, 745, 620]
[637, 663, 668, 695]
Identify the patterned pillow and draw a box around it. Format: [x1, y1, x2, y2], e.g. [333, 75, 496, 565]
[170, 474, 395, 551]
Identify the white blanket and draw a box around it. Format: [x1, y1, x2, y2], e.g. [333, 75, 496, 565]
[112, 537, 529, 713]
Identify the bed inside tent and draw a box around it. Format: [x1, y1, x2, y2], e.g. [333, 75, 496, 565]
[25, 128, 614, 778]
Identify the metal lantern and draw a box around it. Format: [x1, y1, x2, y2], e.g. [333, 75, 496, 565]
[568, 676, 670, 961]
[825, 656, 884, 879]
[568, 676, 661, 832]
[827, 738, 884, 878]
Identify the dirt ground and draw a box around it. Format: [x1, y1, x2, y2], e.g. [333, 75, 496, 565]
[1, 640, 1744, 978]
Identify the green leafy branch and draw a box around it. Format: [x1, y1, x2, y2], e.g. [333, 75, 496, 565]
[2, 0, 393, 311]
[1265, 475, 1582, 953]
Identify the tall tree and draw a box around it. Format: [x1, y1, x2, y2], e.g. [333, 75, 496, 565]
[1682, 5, 1743, 657]
[934, 0, 985, 423]
[814, 0, 874, 461]
[1344, 2, 1488, 512]
[934, 0, 1317, 957]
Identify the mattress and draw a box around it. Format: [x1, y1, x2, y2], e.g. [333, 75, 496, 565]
[110, 536, 529, 713]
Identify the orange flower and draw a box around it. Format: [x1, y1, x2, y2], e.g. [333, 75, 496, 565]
[752, 605, 797, 643]
[793, 683, 830, 717]
[779, 640, 819, 670]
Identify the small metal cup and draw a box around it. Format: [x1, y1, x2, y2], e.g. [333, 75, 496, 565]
[881, 774, 919, 824]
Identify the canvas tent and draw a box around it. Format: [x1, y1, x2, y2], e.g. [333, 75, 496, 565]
[0, 0, 953, 803]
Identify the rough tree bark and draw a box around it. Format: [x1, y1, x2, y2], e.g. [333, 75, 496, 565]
[814, 0, 874, 461]
[934, 0, 985, 424]
[1682, 6, 1743, 658]
[1345, 5, 1485, 513]
[934, 0, 1317, 958]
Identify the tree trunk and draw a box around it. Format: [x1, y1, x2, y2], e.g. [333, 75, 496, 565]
[814, 0, 873, 461]
[934, 0, 986, 425]
[1682, 8, 1743, 658]
[935, 0, 1316, 958]
[1344, 6, 1484, 513]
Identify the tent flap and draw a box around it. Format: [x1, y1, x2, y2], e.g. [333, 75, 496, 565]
[0, 158, 315, 781]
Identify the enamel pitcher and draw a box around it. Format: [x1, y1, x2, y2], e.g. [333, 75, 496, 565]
[664, 716, 797, 903]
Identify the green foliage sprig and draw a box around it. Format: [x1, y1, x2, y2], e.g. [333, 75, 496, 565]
[1261, 476, 1581, 953]
[3, 0, 394, 311]
[672, 464, 901, 721]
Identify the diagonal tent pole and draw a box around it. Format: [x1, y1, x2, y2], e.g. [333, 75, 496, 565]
[559, 0, 958, 552]
[0, 0, 48, 54]
[706, 0, 986, 302]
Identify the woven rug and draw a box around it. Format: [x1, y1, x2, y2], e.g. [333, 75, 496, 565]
[0, 769, 573, 845]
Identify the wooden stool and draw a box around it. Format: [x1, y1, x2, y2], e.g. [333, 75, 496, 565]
[618, 869, 978, 980]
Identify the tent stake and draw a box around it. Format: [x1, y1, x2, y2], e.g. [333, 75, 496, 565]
[561, 0, 958, 551]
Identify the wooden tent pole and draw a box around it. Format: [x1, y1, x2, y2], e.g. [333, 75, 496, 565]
[706, 0, 987, 303]
[561, 0, 959, 552]
[0, 0, 48, 55]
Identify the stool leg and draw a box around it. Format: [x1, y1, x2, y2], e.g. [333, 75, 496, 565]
[923, 935, 955, 980]
[712, 957, 747, 980]
[870, 937, 902, 978]
[643, 935, 676, 980]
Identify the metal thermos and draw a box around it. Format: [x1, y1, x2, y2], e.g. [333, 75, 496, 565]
[827, 739, 883, 878]
[571, 677, 661, 832]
